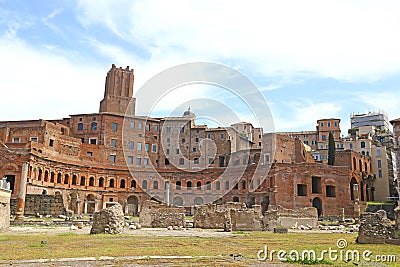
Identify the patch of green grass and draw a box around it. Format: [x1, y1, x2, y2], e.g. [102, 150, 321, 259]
[284, 257, 332, 265]
[56, 232, 78, 237]
[28, 243, 47, 248]
[232, 231, 247, 235]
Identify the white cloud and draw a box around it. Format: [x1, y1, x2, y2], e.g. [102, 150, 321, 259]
[77, 0, 400, 82]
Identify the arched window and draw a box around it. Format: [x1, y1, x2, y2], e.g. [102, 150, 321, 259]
[120, 179, 126, 188]
[89, 176, 95, 186]
[44, 170, 49, 182]
[186, 181, 192, 190]
[242, 180, 246, 189]
[216, 181, 220, 190]
[179, 158, 184, 165]
[176, 181, 181, 190]
[72, 175, 77, 185]
[234, 182, 239, 190]
[57, 173, 62, 183]
[80, 176, 86, 186]
[64, 174, 69, 184]
[50, 172, 55, 183]
[109, 178, 115, 188]
[205, 181, 211, 190]
[91, 122, 97, 131]
[142, 180, 147, 189]
[38, 169, 43, 181]
[233, 196, 239, 202]
[224, 180, 229, 190]
[99, 177, 104, 187]
[353, 157, 357, 170]
[153, 180, 158, 189]
[131, 179, 137, 188]
[359, 159, 362, 171]
[196, 181, 202, 190]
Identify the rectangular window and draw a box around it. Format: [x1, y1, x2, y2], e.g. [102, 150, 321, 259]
[194, 158, 199, 164]
[30, 137, 38, 142]
[166, 127, 171, 132]
[89, 138, 97, 145]
[128, 141, 134, 149]
[77, 123, 83, 131]
[378, 169, 383, 178]
[326, 185, 336, 197]
[145, 143, 149, 151]
[152, 144, 157, 152]
[180, 127, 184, 133]
[110, 155, 116, 163]
[176, 149, 180, 154]
[312, 176, 322, 194]
[327, 122, 331, 127]
[154, 125, 158, 132]
[350, 143, 353, 150]
[87, 151, 93, 157]
[145, 124, 150, 131]
[207, 134, 211, 139]
[193, 147, 197, 152]
[221, 134, 224, 139]
[167, 138, 170, 142]
[195, 137, 199, 142]
[138, 123, 143, 130]
[136, 157, 141, 165]
[49, 139, 54, 147]
[321, 122, 324, 127]
[128, 156, 133, 165]
[110, 139, 117, 147]
[137, 142, 142, 150]
[377, 160, 382, 168]
[12, 137, 20, 143]
[166, 149, 170, 155]
[297, 184, 307, 196]
[361, 141, 366, 148]
[376, 149, 381, 157]
[209, 158, 214, 164]
[196, 129, 200, 134]
[112, 123, 118, 132]
[322, 135, 326, 141]
[144, 158, 149, 166]
[182, 138, 185, 143]
[130, 121, 135, 129]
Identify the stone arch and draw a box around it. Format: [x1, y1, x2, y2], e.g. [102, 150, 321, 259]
[42, 189, 48, 195]
[194, 197, 203, 206]
[89, 176, 95, 186]
[57, 173, 62, 183]
[246, 196, 256, 208]
[312, 197, 323, 217]
[99, 177, 105, 187]
[205, 181, 211, 190]
[120, 179, 126, 188]
[127, 195, 139, 215]
[50, 171, 55, 183]
[232, 196, 240, 202]
[1, 163, 19, 171]
[80, 176, 86, 186]
[44, 170, 49, 182]
[68, 192, 79, 214]
[72, 174, 77, 185]
[38, 169, 43, 181]
[86, 193, 96, 214]
[131, 179, 137, 188]
[55, 190, 62, 195]
[186, 181, 192, 190]
[109, 178, 115, 188]
[173, 196, 184, 207]
[176, 181, 181, 190]
[350, 177, 358, 200]
[64, 174, 69, 184]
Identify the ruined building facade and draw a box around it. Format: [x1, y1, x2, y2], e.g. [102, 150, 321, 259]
[0, 65, 371, 217]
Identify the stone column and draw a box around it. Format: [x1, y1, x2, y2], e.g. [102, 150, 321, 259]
[84, 201, 88, 214]
[165, 181, 170, 206]
[77, 201, 81, 215]
[15, 162, 29, 224]
[124, 202, 129, 214]
[353, 184, 360, 224]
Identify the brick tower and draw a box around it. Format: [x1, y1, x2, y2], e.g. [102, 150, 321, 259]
[99, 64, 136, 116]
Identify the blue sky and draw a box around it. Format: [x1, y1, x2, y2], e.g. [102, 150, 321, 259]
[1, 0, 400, 134]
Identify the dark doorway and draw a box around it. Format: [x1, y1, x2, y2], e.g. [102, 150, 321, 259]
[312, 197, 323, 217]
[5, 175, 15, 194]
[219, 156, 225, 167]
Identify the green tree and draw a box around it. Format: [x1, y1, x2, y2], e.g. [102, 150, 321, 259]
[328, 132, 335, 166]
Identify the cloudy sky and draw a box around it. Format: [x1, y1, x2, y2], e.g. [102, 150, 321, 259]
[1, 0, 400, 134]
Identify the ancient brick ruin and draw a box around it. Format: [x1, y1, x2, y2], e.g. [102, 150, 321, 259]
[10, 194, 65, 216]
[139, 200, 186, 228]
[90, 203, 125, 234]
[0, 187, 11, 230]
[357, 207, 400, 245]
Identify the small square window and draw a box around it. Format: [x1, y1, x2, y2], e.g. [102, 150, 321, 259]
[130, 122, 135, 129]
[136, 157, 142, 165]
[89, 138, 97, 145]
[154, 125, 158, 132]
[77, 123, 83, 131]
[110, 139, 117, 147]
[138, 123, 143, 130]
[112, 123, 118, 132]
[195, 137, 199, 142]
[152, 144, 157, 152]
[127, 156, 133, 165]
[193, 147, 197, 152]
[194, 158, 199, 164]
[87, 151, 93, 157]
[209, 158, 214, 164]
[30, 137, 38, 142]
[110, 155, 116, 162]
[12, 137, 20, 143]
[128, 141, 134, 149]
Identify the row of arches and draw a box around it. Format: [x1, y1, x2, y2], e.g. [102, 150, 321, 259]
[352, 156, 370, 173]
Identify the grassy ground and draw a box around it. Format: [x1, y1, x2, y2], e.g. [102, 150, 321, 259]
[0, 229, 399, 266]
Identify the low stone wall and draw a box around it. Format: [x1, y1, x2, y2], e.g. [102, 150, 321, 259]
[262, 206, 318, 231]
[0, 188, 11, 230]
[357, 209, 400, 245]
[139, 200, 186, 228]
[10, 194, 65, 216]
[194, 202, 263, 231]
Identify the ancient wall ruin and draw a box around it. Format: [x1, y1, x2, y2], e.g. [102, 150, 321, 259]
[139, 200, 186, 228]
[10, 194, 65, 216]
[357, 208, 400, 245]
[0, 188, 11, 230]
[90, 203, 125, 234]
[262, 205, 318, 231]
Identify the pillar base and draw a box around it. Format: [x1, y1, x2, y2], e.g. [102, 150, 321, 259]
[14, 216, 24, 225]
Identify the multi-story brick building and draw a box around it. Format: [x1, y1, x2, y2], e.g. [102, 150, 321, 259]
[0, 65, 370, 217]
